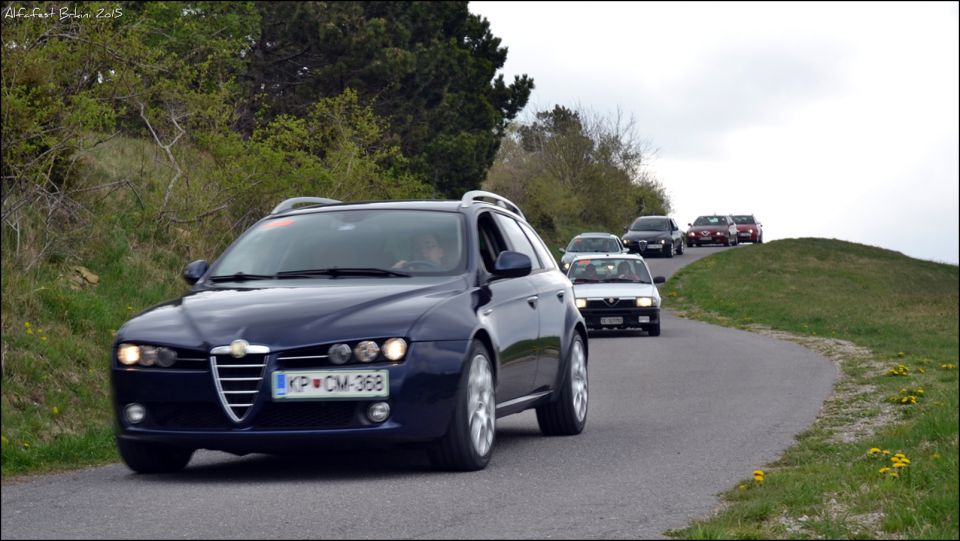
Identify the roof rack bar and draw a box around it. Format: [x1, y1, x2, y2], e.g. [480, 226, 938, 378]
[460, 190, 525, 220]
[271, 197, 341, 215]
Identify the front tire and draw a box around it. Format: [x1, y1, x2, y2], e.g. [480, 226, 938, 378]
[116, 437, 193, 474]
[648, 322, 661, 337]
[430, 341, 496, 471]
[537, 333, 588, 436]
[666, 242, 675, 258]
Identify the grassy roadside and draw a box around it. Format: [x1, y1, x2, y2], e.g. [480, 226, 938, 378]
[661, 238, 959, 539]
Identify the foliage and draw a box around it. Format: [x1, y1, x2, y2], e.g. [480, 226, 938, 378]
[483, 105, 671, 248]
[240, 0, 534, 198]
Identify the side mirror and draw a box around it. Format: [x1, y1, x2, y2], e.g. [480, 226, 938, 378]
[558, 247, 566, 254]
[653, 276, 666, 284]
[182, 259, 209, 285]
[493, 251, 532, 279]
[687, 223, 692, 227]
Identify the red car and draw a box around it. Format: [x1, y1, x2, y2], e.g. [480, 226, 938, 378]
[733, 215, 763, 243]
[686, 215, 738, 247]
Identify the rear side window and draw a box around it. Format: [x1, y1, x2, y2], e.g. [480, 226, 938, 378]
[493, 213, 542, 270]
[518, 222, 557, 270]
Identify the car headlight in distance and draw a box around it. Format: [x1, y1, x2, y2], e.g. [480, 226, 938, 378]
[576, 298, 587, 309]
[354, 341, 380, 363]
[636, 297, 656, 307]
[382, 338, 407, 361]
[562, 262, 570, 271]
[118, 343, 140, 365]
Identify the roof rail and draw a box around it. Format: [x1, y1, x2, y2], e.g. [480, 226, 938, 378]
[460, 190, 525, 221]
[271, 197, 341, 215]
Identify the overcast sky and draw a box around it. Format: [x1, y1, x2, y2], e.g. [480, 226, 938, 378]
[470, 1, 960, 265]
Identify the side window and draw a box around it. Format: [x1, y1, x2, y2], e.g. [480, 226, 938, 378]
[477, 212, 509, 274]
[518, 221, 557, 270]
[671, 219, 678, 231]
[492, 213, 543, 270]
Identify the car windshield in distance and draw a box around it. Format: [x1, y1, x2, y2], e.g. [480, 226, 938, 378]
[567, 237, 620, 253]
[732, 215, 756, 224]
[568, 258, 652, 284]
[210, 210, 466, 279]
[693, 216, 724, 226]
[630, 218, 670, 231]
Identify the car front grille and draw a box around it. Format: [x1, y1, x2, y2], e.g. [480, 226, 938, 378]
[585, 299, 635, 309]
[211, 353, 267, 422]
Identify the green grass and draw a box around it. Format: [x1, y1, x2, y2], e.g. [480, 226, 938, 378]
[662, 238, 959, 539]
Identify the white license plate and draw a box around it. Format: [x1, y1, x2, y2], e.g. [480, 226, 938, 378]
[272, 370, 389, 400]
[739, 232, 750, 237]
[637, 316, 650, 323]
[600, 317, 623, 325]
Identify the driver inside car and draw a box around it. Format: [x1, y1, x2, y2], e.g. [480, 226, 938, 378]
[393, 232, 447, 270]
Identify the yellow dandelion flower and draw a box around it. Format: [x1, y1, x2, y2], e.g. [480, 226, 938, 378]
[52, 406, 60, 415]
[918, 368, 925, 374]
[41, 336, 47, 342]
[882, 450, 891, 455]
[868, 448, 881, 455]
[916, 388, 924, 395]
[893, 462, 906, 469]
[897, 352, 905, 358]
[26, 329, 33, 335]
[22, 441, 30, 448]
[894, 453, 906, 458]
[879, 467, 891, 474]
[900, 458, 910, 464]
[738, 484, 747, 490]
[888, 471, 899, 478]
[24, 322, 31, 328]
[753, 470, 765, 477]
[891, 456, 902, 463]
[932, 453, 941, 460]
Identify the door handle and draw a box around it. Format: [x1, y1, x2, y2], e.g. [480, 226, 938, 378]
[526, 295, 539, 309]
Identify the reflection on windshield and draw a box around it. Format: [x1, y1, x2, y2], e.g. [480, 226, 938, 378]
[630, 218, 669, 231]
[694, 216, 723, 226]
[567, 259, 652, 284]
[210, 210, 466, 279]
[733, 216, 755, 224]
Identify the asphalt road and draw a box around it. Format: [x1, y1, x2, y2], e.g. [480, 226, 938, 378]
[1, 245, 838, 539]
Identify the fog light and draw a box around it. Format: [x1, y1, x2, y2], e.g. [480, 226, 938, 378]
[367, 401, 390, 423]
[354, 341, 379, 363]
[124, 403, 146, 424]
[329, 343, 351, 365]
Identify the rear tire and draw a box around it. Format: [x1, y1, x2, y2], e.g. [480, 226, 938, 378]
[429, 341, 496, 471]
[537, 334, 588, 436]
[666, 242, 675, 258]
[677, 241, 684, 255]
[116, 437, 193, 474]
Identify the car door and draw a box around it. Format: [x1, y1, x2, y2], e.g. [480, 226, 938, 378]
[476, 212, 539, 402]
[493, 214, 567, 393]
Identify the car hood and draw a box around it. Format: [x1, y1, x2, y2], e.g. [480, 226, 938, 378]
[561, 251, 621, 264]
[623, 230, 669, 241]
[117, 278, 466, 350]
[572, 282, 660, 299]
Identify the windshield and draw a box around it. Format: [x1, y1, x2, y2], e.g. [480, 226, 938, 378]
[732, 215, 755, 225]
[566, 237, 621, 253]
[567, 258, 652, 284]
[693, 216, 724, 226]
[630, 217, 670, 231]
[210, 210, 466, 278]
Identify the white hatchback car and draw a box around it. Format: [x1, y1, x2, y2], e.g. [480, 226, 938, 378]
[565, 253, 666, 336]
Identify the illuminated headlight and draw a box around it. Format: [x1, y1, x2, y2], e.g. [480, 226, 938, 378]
[688, 232, 695, 236]
[748, 229, 753, 233]
[562, 262, 570, 271]
[354, 341, 380, 363]
[717, 232, 726, 236]
[329, 343, 352, 364]
[636, 297, 657, 307]
[661, 239, 669, 244]
[576, 298, 587, 309]
[382, 338, 407, 361]
[117, 343, 141, 365]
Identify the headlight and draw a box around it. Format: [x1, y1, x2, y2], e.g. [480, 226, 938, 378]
[575, 298, 587, 309]
[354, 341, 380, 363]
[636, 297, 657, 307]
[562, 262, 570, 271]
[118, 343, 141, 365]
[688, 232, 695, 236]
[748, 229, 753, 233]
[382, 338, 407, 361]
[329, 343, 351, 364]
[661, 239, 669, 244]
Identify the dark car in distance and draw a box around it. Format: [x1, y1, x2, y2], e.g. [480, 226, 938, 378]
[732, 215, 763, 244]
[686, 215, 739, 247]
[622, 215, 685, 257]
[111, 191, 589, 473]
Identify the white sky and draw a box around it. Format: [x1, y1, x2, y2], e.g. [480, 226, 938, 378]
[470, 1, 960, 264]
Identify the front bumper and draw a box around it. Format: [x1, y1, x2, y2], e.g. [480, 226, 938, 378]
[111, 340, 470, 453]
[737, 230, 759, 242]
[688, 233, 727, 245]
[578, 307, 660, 329]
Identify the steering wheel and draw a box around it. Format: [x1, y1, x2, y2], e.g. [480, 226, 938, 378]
[404, 259, 443, 271]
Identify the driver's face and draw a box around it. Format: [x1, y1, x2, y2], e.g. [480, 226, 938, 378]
[416, 236, 443, 262]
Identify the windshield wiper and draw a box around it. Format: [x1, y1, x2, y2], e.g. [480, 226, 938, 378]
[275, 267, 411, 278]
[208, 272, 278, 283]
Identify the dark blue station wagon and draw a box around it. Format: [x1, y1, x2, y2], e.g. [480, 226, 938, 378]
[111, 191, 589, 472]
